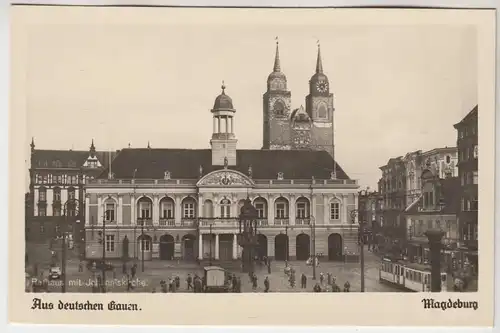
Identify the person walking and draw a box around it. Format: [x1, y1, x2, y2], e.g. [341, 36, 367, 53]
[327, 272, 332, 286]
[264, 276, 270, 293]
[319, 272, 324, 285]
[301, 273, 307, 289]
[343, 281, 350, 292]
[187, 274, 193, 290]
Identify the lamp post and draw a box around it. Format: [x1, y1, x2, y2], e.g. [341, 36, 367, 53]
[238, 198, 258, 274]
[60, 198, 81, 293]
[285, 225, 289, 263]
[310, 216, 316, 280]
[351, 209, 366, 292]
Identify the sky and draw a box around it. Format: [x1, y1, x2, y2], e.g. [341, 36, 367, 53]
[22, 10, 478, 190]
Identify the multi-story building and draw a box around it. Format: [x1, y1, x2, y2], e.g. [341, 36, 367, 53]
[404, 169, 461, 271]
[454, 105, 478, 272]
[84, 43, 361, 263]
[27, 139, 118, 245]
[403, 147, 458, 208]
[378, 157, 406, 241]
[357, 189, 383, 246]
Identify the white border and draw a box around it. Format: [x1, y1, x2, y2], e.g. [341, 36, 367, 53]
[2, 0, 498, 332]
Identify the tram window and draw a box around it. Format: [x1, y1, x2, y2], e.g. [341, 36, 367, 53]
[401, 268, 404, 276]
[395, 266, 399, 274]
[424, 275, 428, 284]
[418, 273, 422, 283]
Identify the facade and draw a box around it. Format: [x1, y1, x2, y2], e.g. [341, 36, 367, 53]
[404, 169, 461, 271]
[84, 44, 361, 262]
[357, 189, 383, 246]
[263, 42, 335, 162]
[378, 157, 406, 240]
[27, 139, 118, 245]
[453, 105, 478, 271]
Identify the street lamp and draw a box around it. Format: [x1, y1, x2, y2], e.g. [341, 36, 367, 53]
[350, 209, 366, 292]
[238, 198, 259, 273]
[310, 216, 316, 280]
[60, 198, 82, 293]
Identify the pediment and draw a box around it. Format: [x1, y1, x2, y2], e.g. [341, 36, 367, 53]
[197, 169, 255, 187]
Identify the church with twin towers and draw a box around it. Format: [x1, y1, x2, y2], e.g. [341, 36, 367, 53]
[29, 39, 360, 263]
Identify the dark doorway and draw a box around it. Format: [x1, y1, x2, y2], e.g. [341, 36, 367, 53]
[328, 233, 343, 261]
[182, 234, 196, 261]
[296, 233, 310, 261]
[274, 234, 288, 261]
[219, 234, 233, 261]
[159, 234, 175, 260]
[257, 234, 268, 259]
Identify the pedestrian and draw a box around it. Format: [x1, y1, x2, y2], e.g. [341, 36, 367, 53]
[327, 273, 332, 286]
[252, 273, 258, 291]
[175, 276, 180, 289]
[131, 265, 136, 279]
[187, 274, 193, 290]
[232, 274, 237, 292]
[264, 276, 270, 293]
[344, 281, 350, 292]
[289, 272, 296, 288]
[319, 272, 324, 285]
[301, 273, 307, 289]
[236, 277, 242, 293]
[313, 283, 322, 292]
[267, 260, 271, 274]
[78, 261, 83, 272]
[112, 266, 116, 279]
[263, 256, 268, 266]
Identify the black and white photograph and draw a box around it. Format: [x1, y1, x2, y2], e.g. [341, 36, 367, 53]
[8, 4, 495, 326]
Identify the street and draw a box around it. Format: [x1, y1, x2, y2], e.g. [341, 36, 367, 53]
[26, 246, 401, 293]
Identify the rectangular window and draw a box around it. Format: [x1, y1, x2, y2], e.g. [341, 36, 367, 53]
[105, 203, 115, 222]
[429, 192, 434, 206]
[140, 202, 151, 219]
[53, 207, 61, 216]
[471, 196, 478, 211]
[330, 202, 340, 220]
[105, 235, 115, 252]
[183, 203, 195, 218]
[255, 203, 265, 218]
[296, 202, 307, 218]
[161, 202, 173, 219]
[38, 207, 46, 216]
[276, 203, 286, 218]
[472, 171, 478, 185]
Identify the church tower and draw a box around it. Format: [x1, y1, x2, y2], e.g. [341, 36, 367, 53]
[210, 82, 237, 166]
[305, 43, 335, 158]
[262, 38, 292, 150]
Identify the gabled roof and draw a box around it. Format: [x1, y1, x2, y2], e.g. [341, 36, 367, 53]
[31, 150, 118, 170]
[98, 148, 350, 180]
[454, 105, 478, 128]
[405, 177, 461, 215]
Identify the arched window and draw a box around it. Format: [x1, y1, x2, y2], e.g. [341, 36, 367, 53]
[253, 197, 268, 219]
[317, 103, 327, 119]
[273, 100, 285, 116]
[274, 197, 289, 219]
[203, 200, 214, 218]
[296, 197, 310, 219]
[160, 197, 174, 219]
[220, 198, 231, 218]
[137, 197, 152, 220]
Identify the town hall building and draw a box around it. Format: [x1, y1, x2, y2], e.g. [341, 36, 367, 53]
[84, 42, 360, 262]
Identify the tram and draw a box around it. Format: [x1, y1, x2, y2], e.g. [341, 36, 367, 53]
[379, 257, 448, 292]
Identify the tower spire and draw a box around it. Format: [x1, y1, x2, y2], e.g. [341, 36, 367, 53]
[221, 80, 226, 95]
[89, 139, 96, 157]
[273, 36, 281, 72]
[316, 40, 323, 74]
[30, 137, 35, 154]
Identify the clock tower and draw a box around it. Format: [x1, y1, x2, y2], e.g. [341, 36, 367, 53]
[210, 83, 237, 166]
[262, 38, 292, 150]
[305, 43, 335, 158]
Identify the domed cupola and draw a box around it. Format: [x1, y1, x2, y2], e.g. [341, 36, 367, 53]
[267, 38, 287, 91]
[309, 43, 330, 96]
[212, 83, 235, 111]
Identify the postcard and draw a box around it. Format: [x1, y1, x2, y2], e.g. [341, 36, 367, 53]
[9, 4, 495, 326]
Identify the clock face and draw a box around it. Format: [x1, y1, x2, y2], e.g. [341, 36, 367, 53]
[316, 80, 328, 93]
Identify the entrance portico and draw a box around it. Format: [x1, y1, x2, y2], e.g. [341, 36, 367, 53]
[198, 232, 239, 261]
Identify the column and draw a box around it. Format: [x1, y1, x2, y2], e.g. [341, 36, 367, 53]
[198, 234, 203, 260]
[198, 195, 203, 218]
[118, 195, 123, 225]
[230, 117, 234, 133]
[153, 195, 159, 225]
[130, 195, 136, 225]
[225, 117, 228, 133]
[97, 196, 102, 225]
[267, 195, 275, 225]
[342, 194, 348, 224]
[213, 117, 216, 133]
[323, 195, 328, 225]
[232, 233, 238, 259]
[311, 194, 316, 222]
[215, 234, 220, 260]
[425, 229, 445, 292]
[85, 195, 90, 226]
[218, 117, 221, 134]
[175, 196, 182, 224]
[289, 195, 296, 225]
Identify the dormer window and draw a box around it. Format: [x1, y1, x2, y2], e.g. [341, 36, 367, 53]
[52, 160, 62, 168]
[164, 171, 171, 180]
[88, 160, 98, 168]
[277, 172, 284, 180]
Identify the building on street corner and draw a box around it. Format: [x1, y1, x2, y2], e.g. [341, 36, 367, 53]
[453, 105, 478, 273]
[83, 42, 361, 263]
